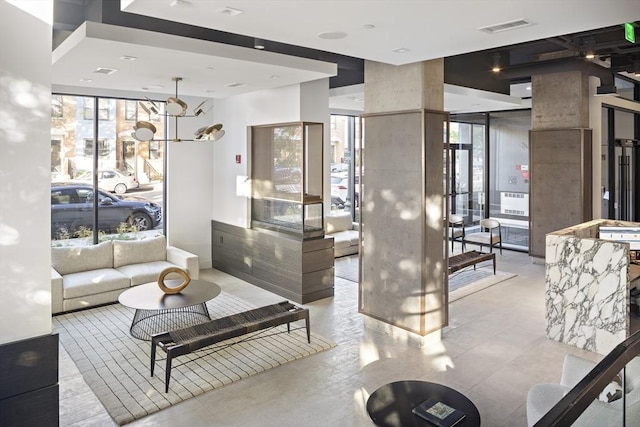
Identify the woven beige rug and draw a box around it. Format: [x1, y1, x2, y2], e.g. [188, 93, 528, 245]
[53, 292, 336, 425]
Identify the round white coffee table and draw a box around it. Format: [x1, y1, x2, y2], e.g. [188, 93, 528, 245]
[118, 279, 221, 340]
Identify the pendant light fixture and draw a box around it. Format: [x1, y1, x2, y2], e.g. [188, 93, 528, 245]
[132, 77, 224, 143]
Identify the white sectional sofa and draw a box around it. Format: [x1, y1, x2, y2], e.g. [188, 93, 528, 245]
[325, 212, 359, 257]
[51, 235, 199, 314]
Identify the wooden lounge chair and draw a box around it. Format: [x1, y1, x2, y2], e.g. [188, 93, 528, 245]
[150, 300, 310, 392]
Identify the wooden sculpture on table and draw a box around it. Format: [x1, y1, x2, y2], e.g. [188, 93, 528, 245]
[157, 267, 191, 294]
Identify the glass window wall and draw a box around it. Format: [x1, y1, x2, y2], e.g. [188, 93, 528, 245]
[50, 94, 166, 245]
[330, 114, 361, 221]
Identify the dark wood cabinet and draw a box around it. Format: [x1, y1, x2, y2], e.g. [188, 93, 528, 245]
[212, 221, 334, 303]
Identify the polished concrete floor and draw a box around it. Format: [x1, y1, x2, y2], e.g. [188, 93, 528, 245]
[59, 246, 626, 426]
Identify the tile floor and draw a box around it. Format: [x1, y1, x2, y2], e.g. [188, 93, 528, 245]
[58, 246, 631, 426]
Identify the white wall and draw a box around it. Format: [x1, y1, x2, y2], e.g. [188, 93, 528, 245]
[0, 0, 53, 344]
[212, 79, 330, 227]
[165, 95, 215, 268]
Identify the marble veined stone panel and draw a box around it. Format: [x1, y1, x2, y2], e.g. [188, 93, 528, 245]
[545, 233, 629, 354]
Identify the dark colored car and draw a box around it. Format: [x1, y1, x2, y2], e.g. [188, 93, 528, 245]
[51, 183, 162, 237]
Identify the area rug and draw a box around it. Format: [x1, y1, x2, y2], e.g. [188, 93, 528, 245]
[335, 255, 515, 302]
[335, 254, 359, 282]
[53, 293, 336, 425]
[449, 267, 516, 302]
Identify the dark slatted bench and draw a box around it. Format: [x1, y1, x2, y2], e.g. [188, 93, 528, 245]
[449, 250, 496, 274]
[150, 300, 310, 392]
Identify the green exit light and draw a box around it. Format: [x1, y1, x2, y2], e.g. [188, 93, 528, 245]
[624, 22, 636, 43]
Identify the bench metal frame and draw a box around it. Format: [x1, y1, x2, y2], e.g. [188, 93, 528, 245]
[150, 300, 310, 392]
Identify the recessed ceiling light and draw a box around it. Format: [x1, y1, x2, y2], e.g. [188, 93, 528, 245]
[120, 56, 137, 61]
[226, 83, 246, 88]
[205, 90, 216, 94]
[318, 31, 347, 40]
[362, 24, 375, 30]
[93, 67, 118, 75]
[269, 75, 280, 79]
[526, 86, 531, 91]
[141, 87, 149, 91]
[392, 48, 409, 54]
[217, 6, 243, 16]
[80, 78, 92, 83]
[254, 38, 265, 50]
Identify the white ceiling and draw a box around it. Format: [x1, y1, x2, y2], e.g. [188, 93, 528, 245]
[121, 0, 639, 66]
[52, 21, 336, 98]
[52, 1, 639, 111]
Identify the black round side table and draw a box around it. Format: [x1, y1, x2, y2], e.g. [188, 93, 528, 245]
[366, 380, 481, 427]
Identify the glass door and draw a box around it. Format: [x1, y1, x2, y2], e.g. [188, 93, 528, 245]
[449, 118, 486, 225]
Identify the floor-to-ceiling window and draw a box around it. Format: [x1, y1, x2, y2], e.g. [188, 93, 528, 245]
[451, 109, 531, 252]
[330, 114, 361, 221]
[487, 110, 531, 251]
[601, 106, 639, 222]
[449, 114, 486, 225]
[50, 94, 166, 245]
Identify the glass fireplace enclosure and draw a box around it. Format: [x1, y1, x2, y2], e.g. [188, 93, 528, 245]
[250, 122, 324, 240]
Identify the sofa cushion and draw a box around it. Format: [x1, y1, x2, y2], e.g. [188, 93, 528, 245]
[116, 260, 178, 287]
[113, 235, 166, 268]
[332, 235, 353, 250]
[52, 241, 113, 275]
[326, 213, 353, 234]
[62, 268, 130, 299]
[332, 230, 358, 248]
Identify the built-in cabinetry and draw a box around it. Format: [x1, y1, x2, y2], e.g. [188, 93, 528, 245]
[211, 221, 334, 303]
[212, 121, 334, 303]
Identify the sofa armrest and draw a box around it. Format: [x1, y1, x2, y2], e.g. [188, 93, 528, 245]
[166, 246, 199, 280]
[561, 354, 598, 388]
[352, 222, 360, 231]
[51, 267, 63, 315]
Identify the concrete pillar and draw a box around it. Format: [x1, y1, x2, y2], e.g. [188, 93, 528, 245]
[360, 59, 447, 345]
[529, 71, 592, 257]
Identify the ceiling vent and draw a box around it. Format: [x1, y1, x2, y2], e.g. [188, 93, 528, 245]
[92, 67, 118, 75]
[478, 19, 533, 34]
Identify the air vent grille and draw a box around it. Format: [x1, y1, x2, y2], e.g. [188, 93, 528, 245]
[478, 19, 533, 34]
[92, 67, 118, 75]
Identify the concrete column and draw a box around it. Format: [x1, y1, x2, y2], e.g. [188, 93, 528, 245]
[529, 71, 592, 257]
[360, 59, 446, 346]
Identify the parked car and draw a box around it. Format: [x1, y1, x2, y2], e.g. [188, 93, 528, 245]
[76, 169, 139, 194]
[331, 173, 361, 207]
[51, 183, 162, 237]
[331, 174, 349, 203]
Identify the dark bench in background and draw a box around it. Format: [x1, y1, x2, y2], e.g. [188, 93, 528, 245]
[449, 250, 496, 275]
[151, 300, 310, 392]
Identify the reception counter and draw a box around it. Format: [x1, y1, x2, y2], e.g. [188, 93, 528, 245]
[545, 219, 639, 354]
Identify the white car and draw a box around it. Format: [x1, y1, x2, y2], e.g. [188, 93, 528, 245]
[76, 169, 139, 194]
[331, 174, 349, 203]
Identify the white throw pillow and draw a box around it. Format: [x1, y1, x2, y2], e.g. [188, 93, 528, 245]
[52, 241, 113, 275]
[113, 235, 166, 268]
